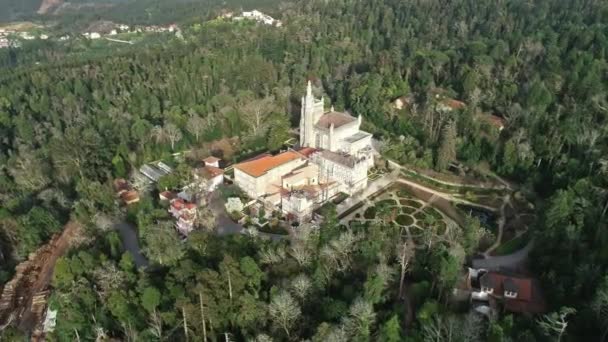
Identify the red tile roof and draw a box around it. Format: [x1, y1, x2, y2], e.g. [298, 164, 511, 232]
[171, 198, 197, 211]
[297, 147, 318, 158]
[235, 151, 302, 178]
[159, 191, 176, 200]
[121, 190, 139, 204]
[483, 272, 532, 301]
[198, 165, 224, 180]
[442, 98, 466, 110]
[171, 198, 185, 210]
[485, 114, 506, 129]
[203, 156, 221, 163]
[481, 271, 546, 313]
[113, 178, 129, 192]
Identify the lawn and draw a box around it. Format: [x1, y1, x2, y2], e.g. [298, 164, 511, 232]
[493, 232, 530, 255]
[364, 206, 377, 220]
[396, 214, 415, 226]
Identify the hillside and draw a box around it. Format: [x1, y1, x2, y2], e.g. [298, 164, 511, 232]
[37, 0, 63, 14]
[0, 0, 41, 22]
[0, 0, 606, 340]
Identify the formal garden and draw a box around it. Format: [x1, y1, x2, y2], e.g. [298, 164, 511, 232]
[347, 186, 456, 245]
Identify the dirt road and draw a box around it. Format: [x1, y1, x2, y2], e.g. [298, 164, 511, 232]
[0, 221, 82, 334]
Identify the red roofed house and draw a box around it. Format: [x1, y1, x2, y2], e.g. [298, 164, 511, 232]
[113, 178, 129, 197]
[169, 198, 198, 235]
[121, 190, 140, 205]
[159, 191, 177, 202]
[193, 157, 224, 192]
[203, 156, 221, 168]
[474, 271, 546, 314]
[392, 94, 414, 110]
[438, 98, 466, 112]
[234, 150, 307, 202]
[484, 114, 506, 132]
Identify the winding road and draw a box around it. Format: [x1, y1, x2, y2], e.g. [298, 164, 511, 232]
[114, 221, 149, 268]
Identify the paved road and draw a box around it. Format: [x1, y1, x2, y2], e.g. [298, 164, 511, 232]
[114, 221, 149, 268]
[208, 191, 245, 236]
[472, 239, 534, 271]
[209, 192, 288, 240]
[483, 194, 511, 255]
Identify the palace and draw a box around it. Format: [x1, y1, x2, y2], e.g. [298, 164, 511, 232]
[234, 81, 375, 221]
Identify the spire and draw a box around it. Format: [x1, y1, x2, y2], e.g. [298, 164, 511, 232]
[306, 80, 313, 98]
[330, 105, 335, 112]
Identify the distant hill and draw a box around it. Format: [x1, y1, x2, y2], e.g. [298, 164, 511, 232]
[0, 0, 42, 22]
[37, 0, 64, 14]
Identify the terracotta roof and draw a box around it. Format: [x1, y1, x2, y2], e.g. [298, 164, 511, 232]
[203, 156, 221, 163]
[198, 165, 224, 180]
[484, 114, 506, 129]
[113, 178, 129, 192]
[297, 147, 318, 158]
[121, 190, 139, 204]
[171, 198, 197, 211]
[315, 111, 357, 129]
[441, 98, 466, 110]
[241, 153, 272, 163]
[235, 151, 302, 178]
[171, 198, 185, 210]
[480, 272, 532, 301]
[159, 191, 176, 200]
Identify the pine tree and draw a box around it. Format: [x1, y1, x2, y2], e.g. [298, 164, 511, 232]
[436, 120, 457, 171]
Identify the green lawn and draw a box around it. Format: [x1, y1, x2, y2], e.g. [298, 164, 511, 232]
[494, 232, 530, 255]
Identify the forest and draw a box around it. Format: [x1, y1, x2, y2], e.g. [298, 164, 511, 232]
[0, 0, 607, 340]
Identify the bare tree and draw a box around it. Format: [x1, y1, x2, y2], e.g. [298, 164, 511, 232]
[253, 334, 274, 342]
[289, 274, 312, 301]
[259, 246, 286, 265]
[196, 207, 217, 232]
[537, 307, 576, 342]
[268, 291, 301, 338]
[242, 96, 276, 136]
[397, 240, 415, 299]
[187, 116, 208, 142]
[342, 297, 376, 338]
[151, 125, 166, 144]
[328, 230, 359, 272]
[8, 146, 51, 191]
[148, 309, 163, 339]
[198, 291, 208, 342]
[164, 123, 183, 150]
[288, 243, 312, 267]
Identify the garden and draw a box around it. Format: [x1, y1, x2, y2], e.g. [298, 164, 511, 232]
[347, 185, 457, 244]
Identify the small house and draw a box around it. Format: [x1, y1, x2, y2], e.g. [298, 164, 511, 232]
[472, 270, 546, 314]
[159, 191, 176, 202]
[193, 157, 224, 192]
[484, 114, 506, 132]
[121, 190, 140, 205]
[113, 178, 129, 196]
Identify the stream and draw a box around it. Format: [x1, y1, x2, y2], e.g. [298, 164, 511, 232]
[114, 221, 149, 268]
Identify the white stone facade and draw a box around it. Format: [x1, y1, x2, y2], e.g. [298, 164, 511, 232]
[234, 152, 307, 199]
[233, 81, 375, 222]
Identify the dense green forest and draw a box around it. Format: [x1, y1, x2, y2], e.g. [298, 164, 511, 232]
[0, 0, 607, 340]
